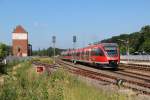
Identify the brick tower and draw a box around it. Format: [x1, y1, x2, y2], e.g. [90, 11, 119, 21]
[12, 25, 28, 57]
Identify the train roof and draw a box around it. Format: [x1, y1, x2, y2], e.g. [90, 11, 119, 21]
[86, 43, 118, 48]
[63, 43, 118, 53]
[100, 43, 118, 46]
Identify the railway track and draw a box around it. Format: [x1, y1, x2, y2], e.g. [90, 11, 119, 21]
[111, 70, 150, 82]
[31, 59, 150, 95]
[56, 59, 150, 95]
[117, 69, 150, 78]
[32, 61, 59, 75]
[119, 63, 150, 72]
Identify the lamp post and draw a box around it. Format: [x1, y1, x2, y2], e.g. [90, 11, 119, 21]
[52, 36, 56, 64]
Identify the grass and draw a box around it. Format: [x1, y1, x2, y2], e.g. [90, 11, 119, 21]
[0, 59, 21, 74]
[31, 57, 54, 64]
[0, 58, 130, 100]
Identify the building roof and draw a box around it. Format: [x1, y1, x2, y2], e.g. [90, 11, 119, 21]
[12, 25, 27, 33]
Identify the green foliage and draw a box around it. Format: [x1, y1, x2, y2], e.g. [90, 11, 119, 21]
[140, 39, 150, 52]
[0, 43, 7, 58]
[32, 47, 65, 57]
[101, 25, 150, 54]
[30, 57, 53, 64]
[0, 61, 129, 100]
[119, 46, 126, 55]
[0, 84, 18, 100]
[0, 59, 21, 74]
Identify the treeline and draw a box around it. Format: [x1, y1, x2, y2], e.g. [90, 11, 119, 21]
[101, 25, 150, 54]
[0, 42, 65, 57]
[0, 43, 11, 58]
[32, 47, 66, 57]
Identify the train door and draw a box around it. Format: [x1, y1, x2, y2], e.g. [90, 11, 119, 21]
[83, 49, 86, 61]
[79, 50, 82, 60]
[89, 49, 91, 61]
[86, 49, 91, 61]
[85, 50, 88, 61]
[81, 50, 84, 60]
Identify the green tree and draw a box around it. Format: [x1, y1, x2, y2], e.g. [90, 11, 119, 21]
[101, 25, 150, 54]
[139, 25, 150, 52]
[32, 47, 65, 57]
[0, 43, 8, 58]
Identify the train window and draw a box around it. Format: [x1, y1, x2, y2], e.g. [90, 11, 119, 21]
[73, 52, 76, 56]
[75, 52, 77, 56]
[91, 49, 96, 56]
[104, 46, 118, 56]
[86, 51, 89, 55]
[91, 48, 104, 56]
[82, 51, 84, 55]
[96, 48, 104, 56]
[77, 52, 80, 56]
[106, 50, 118, 55]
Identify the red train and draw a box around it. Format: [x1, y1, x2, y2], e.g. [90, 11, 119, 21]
[61, 43, 120, 69]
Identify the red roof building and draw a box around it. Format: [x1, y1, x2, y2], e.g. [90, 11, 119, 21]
[12, 25, 31, 57]
[12, 25, 27, 33]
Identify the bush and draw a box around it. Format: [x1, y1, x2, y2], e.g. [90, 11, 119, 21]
[31, 57, 53, 64]
[0, 64, 7, 74]
[0, 84, 17, 100]
[0, 60, 21, 75]
[0, 61, 129, 100]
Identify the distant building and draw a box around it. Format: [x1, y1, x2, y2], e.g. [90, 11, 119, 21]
[28, 44, 32, 56]
[12, 25, 32, 57]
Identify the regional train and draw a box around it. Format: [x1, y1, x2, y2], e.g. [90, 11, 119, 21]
[61, 43, 120, 69]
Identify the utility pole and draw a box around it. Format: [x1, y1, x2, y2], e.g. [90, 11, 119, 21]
[126, 39, 129, 64]
[52, 36, 56, 64]
[38, 48, 41, 56]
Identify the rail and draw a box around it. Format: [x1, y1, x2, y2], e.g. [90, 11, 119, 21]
[57, 60, 150, 95]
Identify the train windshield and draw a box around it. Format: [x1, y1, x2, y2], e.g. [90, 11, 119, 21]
[91, 48, 104, 56]
[104, 46, 118, 56]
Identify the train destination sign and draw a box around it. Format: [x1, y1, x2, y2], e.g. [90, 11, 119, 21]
[104, 46, 117, 50]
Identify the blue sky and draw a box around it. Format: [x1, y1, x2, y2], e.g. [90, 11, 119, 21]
[0, 0, 150, 50]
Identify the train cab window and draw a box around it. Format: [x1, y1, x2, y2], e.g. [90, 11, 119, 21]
[104, 46, 118, 56]
[96, 48, 104, 56]
[91, 48, 104, 56]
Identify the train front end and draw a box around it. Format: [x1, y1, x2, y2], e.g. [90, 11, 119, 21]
[102, 43, 120, 68]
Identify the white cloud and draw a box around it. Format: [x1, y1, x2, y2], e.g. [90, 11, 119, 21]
[33, 21, 48, 28]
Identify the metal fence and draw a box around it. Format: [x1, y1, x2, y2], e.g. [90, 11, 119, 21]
[5, 56, 32, 63]
[121, 55, 150, 61]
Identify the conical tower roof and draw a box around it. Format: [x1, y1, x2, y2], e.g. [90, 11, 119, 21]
[12, 25, 27, 33]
